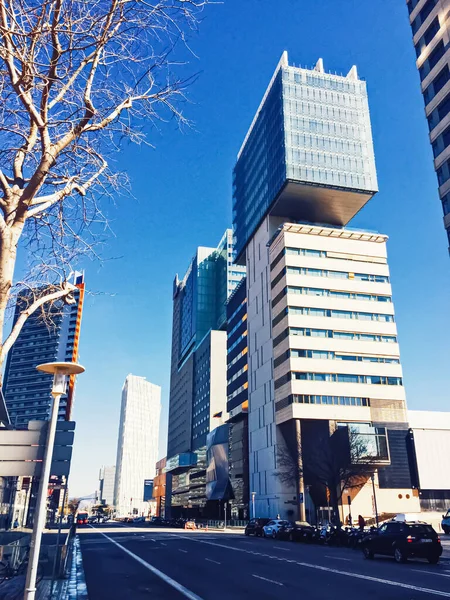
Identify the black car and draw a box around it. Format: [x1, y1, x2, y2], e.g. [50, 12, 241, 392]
[245, 518, 271, 537]
[277, 521, 314, 542]
[361, 521, 442, 564]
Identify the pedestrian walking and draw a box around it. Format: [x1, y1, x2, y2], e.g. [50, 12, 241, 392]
[358, 514, 365, 531]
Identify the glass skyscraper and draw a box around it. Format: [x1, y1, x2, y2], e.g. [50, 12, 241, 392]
[233, 52, 378, 261]
[166, 230, 245, 517]
[2, 273, 85, 427]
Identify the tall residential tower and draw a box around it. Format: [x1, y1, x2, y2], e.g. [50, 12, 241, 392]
[3, 274, 85, 427]
[407, 0, 450, 250]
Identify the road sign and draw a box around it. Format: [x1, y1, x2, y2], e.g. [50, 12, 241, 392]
[0, 421, 75, 477]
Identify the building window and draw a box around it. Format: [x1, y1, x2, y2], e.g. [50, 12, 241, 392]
[442, 193, 450, 215]
[419, 40, 445, 81]
[411, 0, 437, 35]
[423, 64, 449, 105]
[292, 372, 403, 385]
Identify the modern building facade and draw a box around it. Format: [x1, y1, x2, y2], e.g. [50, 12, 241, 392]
[166, 230, 244, 517]
[269, 223, 417, 519]
[98, 465, 116, 506]
[3, 273, 85, 427]
[232, 53, 417, 521]
[233, 51, 378, 262]
[167, 229, 245, 459]
[407, 0, 450, 249]
[153, 457, 167, 517]
[114, 375, 161, 516]
[226, 277, 250, 519]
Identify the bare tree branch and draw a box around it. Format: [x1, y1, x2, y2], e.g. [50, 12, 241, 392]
[0, 0, 209, 379]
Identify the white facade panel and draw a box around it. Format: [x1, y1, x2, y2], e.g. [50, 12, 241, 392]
[413, 428, 450, 490]
[209, 329, 228, 430]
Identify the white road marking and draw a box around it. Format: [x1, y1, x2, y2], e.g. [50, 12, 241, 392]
[91, 528, 204, 600]
[161, 542, 167, 546]
[410, 569, 450, 578]
[181, 537, 450, 598]
[150, 539, 156, 542]
[252, 574, 283, 586]
[205, 558, 221, 565]
[179, 549, 188, 553]
[275, 546, 290, 552]
[325, 555, 352, 562]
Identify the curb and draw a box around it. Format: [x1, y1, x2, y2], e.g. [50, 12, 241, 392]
[66, 536, 89, 600]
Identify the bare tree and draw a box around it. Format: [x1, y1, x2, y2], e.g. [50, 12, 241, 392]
[67, 496, 80, 516]
[0, 0, 208, 378]
[277, 424, 383, 525]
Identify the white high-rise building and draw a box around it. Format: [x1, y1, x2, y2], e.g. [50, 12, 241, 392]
[99, 465, 116, 506]
[114, 375, 161, 516]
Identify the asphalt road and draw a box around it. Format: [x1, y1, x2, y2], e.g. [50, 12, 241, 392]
[77, 525, 450, 600]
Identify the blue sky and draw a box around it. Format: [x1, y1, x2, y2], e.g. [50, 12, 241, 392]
[67, 0, 450, 496]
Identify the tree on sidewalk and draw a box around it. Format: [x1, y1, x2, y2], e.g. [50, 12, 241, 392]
[276, 423, 385, 525]
[0, 0, 208, 378]
[67, 497, 81, 517]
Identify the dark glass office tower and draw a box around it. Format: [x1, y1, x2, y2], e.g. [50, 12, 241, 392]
[3, 273, 85, 427]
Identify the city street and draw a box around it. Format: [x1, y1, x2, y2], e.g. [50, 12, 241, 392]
[76, 525, 450, 599]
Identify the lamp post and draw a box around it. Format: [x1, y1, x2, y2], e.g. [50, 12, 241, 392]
[24, 362, 84, 600]
[371, 473, 379, 528]
[251, 492, 256, 519]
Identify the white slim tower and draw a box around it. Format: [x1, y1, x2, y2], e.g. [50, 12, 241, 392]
[114, 374, 161, 516]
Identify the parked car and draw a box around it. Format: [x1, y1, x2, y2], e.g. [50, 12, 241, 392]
[442, 509, 450, 534]
[361, 520, 442, 564]
[244, 518, 271, 537]
[150, 516, 165, 526]
[133, 516, 145, 523]
[277, 521, 315, 542]
[263, 520, 289, 539]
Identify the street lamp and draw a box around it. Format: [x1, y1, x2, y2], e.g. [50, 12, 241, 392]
[24, 362, 84, 600]
[251, 492, 256, 519]
[370, 473, 379, 528]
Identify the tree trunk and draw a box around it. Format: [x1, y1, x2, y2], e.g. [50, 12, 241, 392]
[330, 487, 341, 528]
[0, 224, 22, 383]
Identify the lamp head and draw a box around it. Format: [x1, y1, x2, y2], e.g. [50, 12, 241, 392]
[36, 362, 85, 397]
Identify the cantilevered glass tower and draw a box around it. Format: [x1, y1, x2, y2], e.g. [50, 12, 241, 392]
[233, 52, 378, 261]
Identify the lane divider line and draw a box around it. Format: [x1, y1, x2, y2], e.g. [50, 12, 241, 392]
[181, 536, 450, 598]
[89, 527, 204, 600]
[410, 569, 450, 578]
[205, 558, 221, 565]
[252, 574, 283, 586]
[179, 549, 188, 553]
